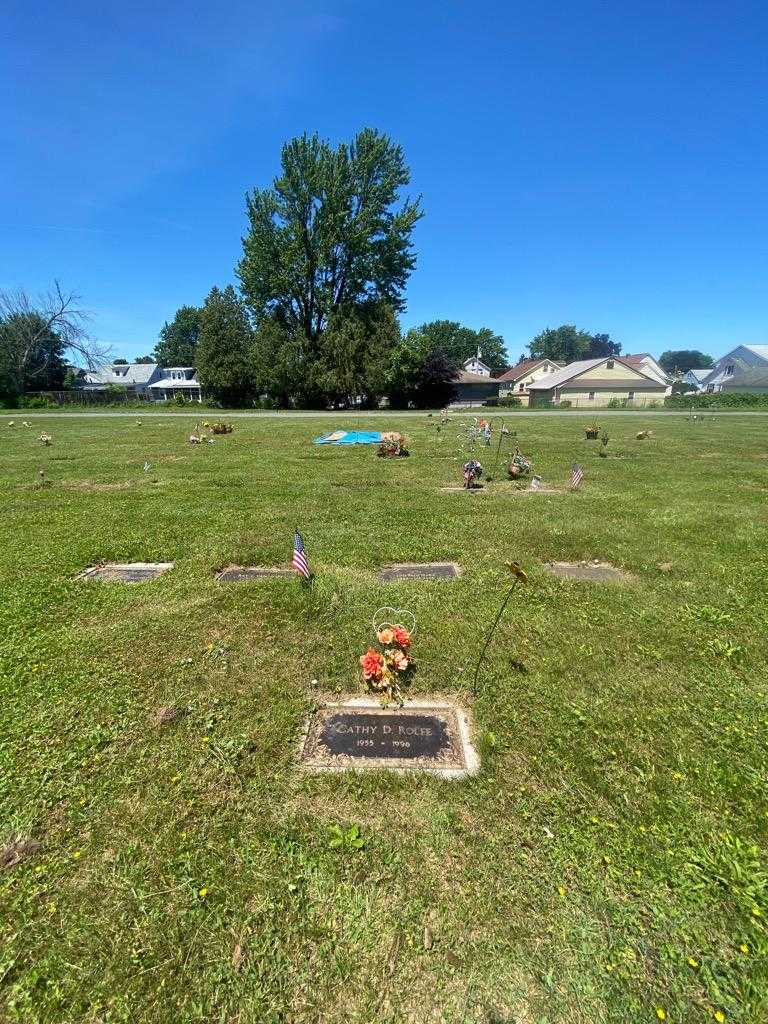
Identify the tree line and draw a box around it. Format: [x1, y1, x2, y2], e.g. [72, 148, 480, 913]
[0, 128, 716, 407]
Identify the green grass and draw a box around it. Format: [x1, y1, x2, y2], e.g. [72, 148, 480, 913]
[1, 413, 767, 1024]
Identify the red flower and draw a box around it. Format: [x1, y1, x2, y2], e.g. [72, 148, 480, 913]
[392, 625, 411, 649]
[359, 648, 385, 681]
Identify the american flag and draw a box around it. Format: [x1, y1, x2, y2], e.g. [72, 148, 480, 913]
[570, 463, 584, 490]
[292, 531, 311, 580]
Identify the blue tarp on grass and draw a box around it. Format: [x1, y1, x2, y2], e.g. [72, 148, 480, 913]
[313, 430, 382, 445]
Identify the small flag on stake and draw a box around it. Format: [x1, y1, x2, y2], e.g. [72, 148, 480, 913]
[292, 530, 311, 580]
[530, 475, 542, 490]
[143, 461, 151, 472]
[570, 463, 584, 491]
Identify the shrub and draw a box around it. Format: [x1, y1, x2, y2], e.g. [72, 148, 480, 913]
[498, 396, 522, 408]
[558, 400, 572, 409]
[19, 396, 57, 409]
[484, 397, 498, 407]
[665, 392, 768, 410]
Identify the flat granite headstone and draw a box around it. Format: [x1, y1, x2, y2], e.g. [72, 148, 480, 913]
[299, 699, 478, 779]
[217, 566, 294, 582]
[544, 561, 630, 583]
[377, 562, 460, 582]
[76, 562, 173, 583]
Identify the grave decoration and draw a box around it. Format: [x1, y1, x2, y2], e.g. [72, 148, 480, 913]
[585, 423, 600, 440]
[507, 447, 532, 480]
[462, 459, 484, 489]
[377, 432, 410, 458]
[472, 561, 529, 695]
[478, 419, 492, 446]
[208, 421, 234, 435]
[636, 429, 653, 440]
[599, 429, 610, 457]
[38, 432, 52, 446]
[359, 607, 415, 705]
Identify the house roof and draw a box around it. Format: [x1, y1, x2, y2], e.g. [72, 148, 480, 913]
[686, 368, 714, 381]
[496, 358, 561, 383]
[85, 362, 159, 385]
[456, 370, 499, 384]
[149, 376, 200, 389]
[528, 357, 664, 391]
[744, 345, 768, 361]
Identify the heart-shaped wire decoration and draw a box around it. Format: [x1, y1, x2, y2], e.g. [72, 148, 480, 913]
[372, 606, 417, 638]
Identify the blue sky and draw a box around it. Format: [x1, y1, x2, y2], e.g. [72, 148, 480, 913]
[2, 0, 766, 363]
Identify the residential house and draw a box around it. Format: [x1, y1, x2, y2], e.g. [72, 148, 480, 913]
[700, 345, 768, 392]
[527, 356, 668, 408]
[496, 358, 563, 406]
[147, 367, 202, 402]
[621, 353, 672, 392]
[461, 349, 492, 377]
[452, 371, 501, 406]
[718, 370, 768, 394]
[681, 368, 713, 392]
[82, 361, 163, 396]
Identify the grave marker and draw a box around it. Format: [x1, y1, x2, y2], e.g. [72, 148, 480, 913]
[377, 562, 460, 582]
[217, 566, 294, 582]
[299, 699, 478, 779]
[76, 562, 173, 583]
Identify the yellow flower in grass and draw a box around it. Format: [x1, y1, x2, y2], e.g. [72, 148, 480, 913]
[557, 885, 566, 897]
[198, 887, 208, 898]
[751, 906, 763, 917]
[739, 943, 749, 954]
[656, 1010, 667, 1021]
[687, 957, 699, 968]
[713, 1011, 725, 1023]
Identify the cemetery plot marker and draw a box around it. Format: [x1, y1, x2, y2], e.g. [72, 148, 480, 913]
[76, 562, 173, 583]
[300, 699, 478, 779]
[377, 562, 461, 582]
[217, 566, 294, 582]
[544, 560, 631, 583]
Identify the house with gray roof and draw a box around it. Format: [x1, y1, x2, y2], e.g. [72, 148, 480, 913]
[527, 356, 667, 408]
[82, 362, 163, 396]
[701, 345, 768, 392]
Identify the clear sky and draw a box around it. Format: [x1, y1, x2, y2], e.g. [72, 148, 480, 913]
[2, 0, 766, 363]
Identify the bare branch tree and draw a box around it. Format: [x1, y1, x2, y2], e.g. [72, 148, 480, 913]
[0, 281, 111, 397]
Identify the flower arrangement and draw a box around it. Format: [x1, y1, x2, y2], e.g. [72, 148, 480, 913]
[462, 459, 484, 488]
[507, 446, 532, 479]
[585, 423, 600, 439]
[359, 608, 415, 705]
[38, 432, 52, 446]
[377, 432, 409, 457]
[210, 422, 234, 435]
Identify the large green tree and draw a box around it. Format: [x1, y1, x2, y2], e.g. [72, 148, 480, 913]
[528, 325, 621, 363]
[153, 305, 202, 367]
[387, 329, 459, 408]
[237, 129, 422, 346]
[659, 350, 714, 374]
[196, 287, 254, 405]
[412, 321, 508, 376]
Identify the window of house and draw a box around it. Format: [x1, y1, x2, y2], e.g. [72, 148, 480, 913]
[628, 390, 635, 401]
[519, 383, 524, 391]
[588, 391, 595, 400]
[725, 364, 734, 376]
[606, 359, 614, 369]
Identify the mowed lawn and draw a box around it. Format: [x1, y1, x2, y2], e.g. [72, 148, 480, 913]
[1, 413, 767, 1024]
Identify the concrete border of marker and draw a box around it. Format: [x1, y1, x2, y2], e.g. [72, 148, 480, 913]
[75, 562, 174, 583]
[543, 560, 634, 583]
[298, 696, 479, 779]
[216, 565, 295, 582]
[377, 562, 461, 582]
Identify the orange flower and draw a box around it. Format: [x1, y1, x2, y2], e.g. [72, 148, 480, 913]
[377, 628, 395, 645]
[360, 648, 385, 680]
[388, 649, 410, 672]
[392, 625, 411, 648]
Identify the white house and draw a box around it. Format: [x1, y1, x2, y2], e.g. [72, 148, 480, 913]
[82, 362, 163, 396]
[681, 368, 713, 391]
[461, 348, 492, 377]
[147, 367, 202, 402]
[621, 353, 672, 392]
[701, 345, 768, 392]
